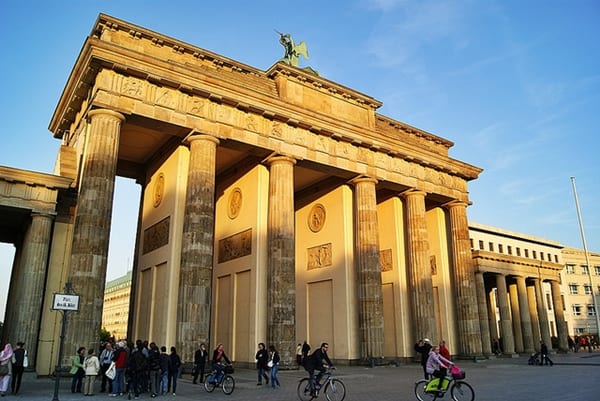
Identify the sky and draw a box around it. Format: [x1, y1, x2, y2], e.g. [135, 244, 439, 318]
[1, 0, 599, 321]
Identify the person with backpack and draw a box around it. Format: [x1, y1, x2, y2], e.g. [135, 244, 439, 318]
[147, 343, 161, 397]
[128, 342, 147, 399]
[167, 347, 181, 395]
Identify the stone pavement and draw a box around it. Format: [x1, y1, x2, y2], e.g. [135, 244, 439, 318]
[5, 350, 599, 401]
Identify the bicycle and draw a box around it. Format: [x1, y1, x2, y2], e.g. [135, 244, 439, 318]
[414, 366, 474, 401]
[297, 367, 346, 401]
[204, 364, 235, 395]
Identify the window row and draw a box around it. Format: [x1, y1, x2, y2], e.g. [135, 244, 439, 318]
[572, 304, 597, 316]
[565, 264, 600, 276]
[471, 239, 559, 263]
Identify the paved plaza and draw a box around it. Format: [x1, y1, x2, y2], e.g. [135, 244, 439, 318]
[6, 351, 599, 401]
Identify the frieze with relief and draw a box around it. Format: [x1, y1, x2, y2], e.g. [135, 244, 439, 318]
[307, 243, 332, 270]
[380, 249, 393, 272]
[218, 228, 252, 263]
[143, 216, 170, 254]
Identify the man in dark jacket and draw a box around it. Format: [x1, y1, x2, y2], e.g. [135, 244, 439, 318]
[414, 338, 432, 380]
[306, 342, 333, 395]
[192, 343, 208, 384]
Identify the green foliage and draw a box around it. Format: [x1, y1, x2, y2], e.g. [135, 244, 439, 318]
[99, 327, 112, 343]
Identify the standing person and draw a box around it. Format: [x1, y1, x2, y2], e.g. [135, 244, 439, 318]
[0, 343, 15, 397]
[110, 341, 128, 397]
[255, 343, 269, 385]
[167, 347, 181, 395]
[99, 342, 114, 393]
[540, 341, 554, 366]
[426, 345, 454, 394]
[439, 340, 451, 360]
[268, 345, 281, 389]
[147, 342, 161, 397]
[158, 346, 169, 395]
[296, 343, 303, 365]
[301, 341, 311, 367]
[128, 342, 148, 399]
[83, 348, 100, 396]
[210, 344, 231, 384]
[192, 343, 208, 384]
[306, 342, 333, 396]
[414, 338, 432, 380]
[70, 346, 86, 393]
[11, 342, 26, 395]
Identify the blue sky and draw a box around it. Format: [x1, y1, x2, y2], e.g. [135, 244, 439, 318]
[1, 0, 599, 319]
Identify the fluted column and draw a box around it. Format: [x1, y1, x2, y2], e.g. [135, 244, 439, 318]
[8, 212, 54, 367]
[509, 282, 524, 353]
[550, 280, 569, 351]
[475, 272, 492, 355]
[67, 109, 124, 353]
[446, 201, 482, 356]
[177, 133, 219, 362]
[403, 189, 436, 341]
[516, 276, 534, 353]
[352, 176, 384, 361]
[495, 274, 515, 354]
[527, 284, 541, 351]
[266, 155, 296, 367]
[534, 278, 552, 351]
[488, 288, 499, 349]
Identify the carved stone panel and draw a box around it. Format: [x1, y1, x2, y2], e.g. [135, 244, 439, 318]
[218, 228, 252, 263]
[307, 243, 332, 270]
[143, 216, 170, 254]
[380, 249, 393, 272]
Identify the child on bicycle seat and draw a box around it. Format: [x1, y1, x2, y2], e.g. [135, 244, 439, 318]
[426, 345, 453, 393]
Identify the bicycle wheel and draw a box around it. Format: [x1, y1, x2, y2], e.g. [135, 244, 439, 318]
[415, 379, 437, 401]
[297, 378, 315, 401]
[204, 373, 217, 393]
[324, 378, 346, 401]
[450, 380, 474, 401]
[221, 375, 235, 395]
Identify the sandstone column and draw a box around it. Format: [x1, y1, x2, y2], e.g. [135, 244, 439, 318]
[352, 176, 385, 361]
[66, 109, 124, 353]
[527, 284, 542, 350]
[550, 280, 569, 351]
[177, 133, 219, 361]
[266, 155, 296, 367]
[516, 276, 534, 353]
[446, 201, 482, 356]
[495, 274, 515, 355]
[488, 288, 500, 350]
[8, 212, 54, 366]
[509, 282, 524, 353]
[475, 272, 492, 355]
[534, 278, 552, 351]
[403, 189, 436, 341]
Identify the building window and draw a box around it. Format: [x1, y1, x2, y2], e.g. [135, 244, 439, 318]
[581, 265, 589, 275]
[547, 253, 551, 261]
[566, 264, 575, 274]
[507, 245, 512, 255]
[488, 242, 494, 252]
[524, 249, 529, 258]
[588, 305, 597, 316]
[532, 250, 537, 259]
[516, 247, 521, 256]
[572, 304, 582, 316]
[584, 284, 592, 295]
[575, 327, 585, 334]
[479, 240, 484, 250]
[569, 284, 579, 294]
[470, 239, 474, 249]
[595, 266, 600, 275]
[546, 293, 552, 310]
[554, 255, 559, 263]
[498, 244, 503, 253]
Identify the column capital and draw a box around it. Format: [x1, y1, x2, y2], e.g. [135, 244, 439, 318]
[265, 154, 296, 166]
[350, 175, 378, 186]
[185, 131, 220, 146]
[400, 188, 427, 199]
[443, 199, 470, 209]
[88, 108, 125, 122]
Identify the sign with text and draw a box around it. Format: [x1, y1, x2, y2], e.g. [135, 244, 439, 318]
[52, 294, 80, 311]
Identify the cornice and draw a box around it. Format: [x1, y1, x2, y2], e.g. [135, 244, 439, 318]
[0, 165, 73, 190]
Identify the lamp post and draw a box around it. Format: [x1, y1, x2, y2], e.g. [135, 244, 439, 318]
[570, 177, 600, 339]
[51, 282, 80, 401]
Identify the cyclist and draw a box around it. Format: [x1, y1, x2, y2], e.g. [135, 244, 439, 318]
[305, 342, 333, 396]
[426, 345, 453, 394]
[210, 343, 231, 384]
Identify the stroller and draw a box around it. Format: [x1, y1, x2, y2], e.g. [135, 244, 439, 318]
[528, 352, 540, 365]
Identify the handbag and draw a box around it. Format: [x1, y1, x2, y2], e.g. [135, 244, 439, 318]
[267, 360, 274, 368]
[105, 361, 116, 380]
[0, 363, 8, 376]
[23, 351, 29, 368]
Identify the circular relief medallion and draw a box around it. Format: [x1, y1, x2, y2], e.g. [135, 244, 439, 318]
[153, 172, 165, 208]
[228, 187, 242, 219]
[308, 203, 326, 232]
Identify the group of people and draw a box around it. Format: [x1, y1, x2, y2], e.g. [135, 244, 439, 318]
[414, 338, 454, 395]
[70, 340, 182, 398]
[254, 342, 281, 388]
[0, 342, 27, 396]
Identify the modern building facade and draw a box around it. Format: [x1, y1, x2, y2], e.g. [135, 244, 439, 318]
[101, 271, 132, 340]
